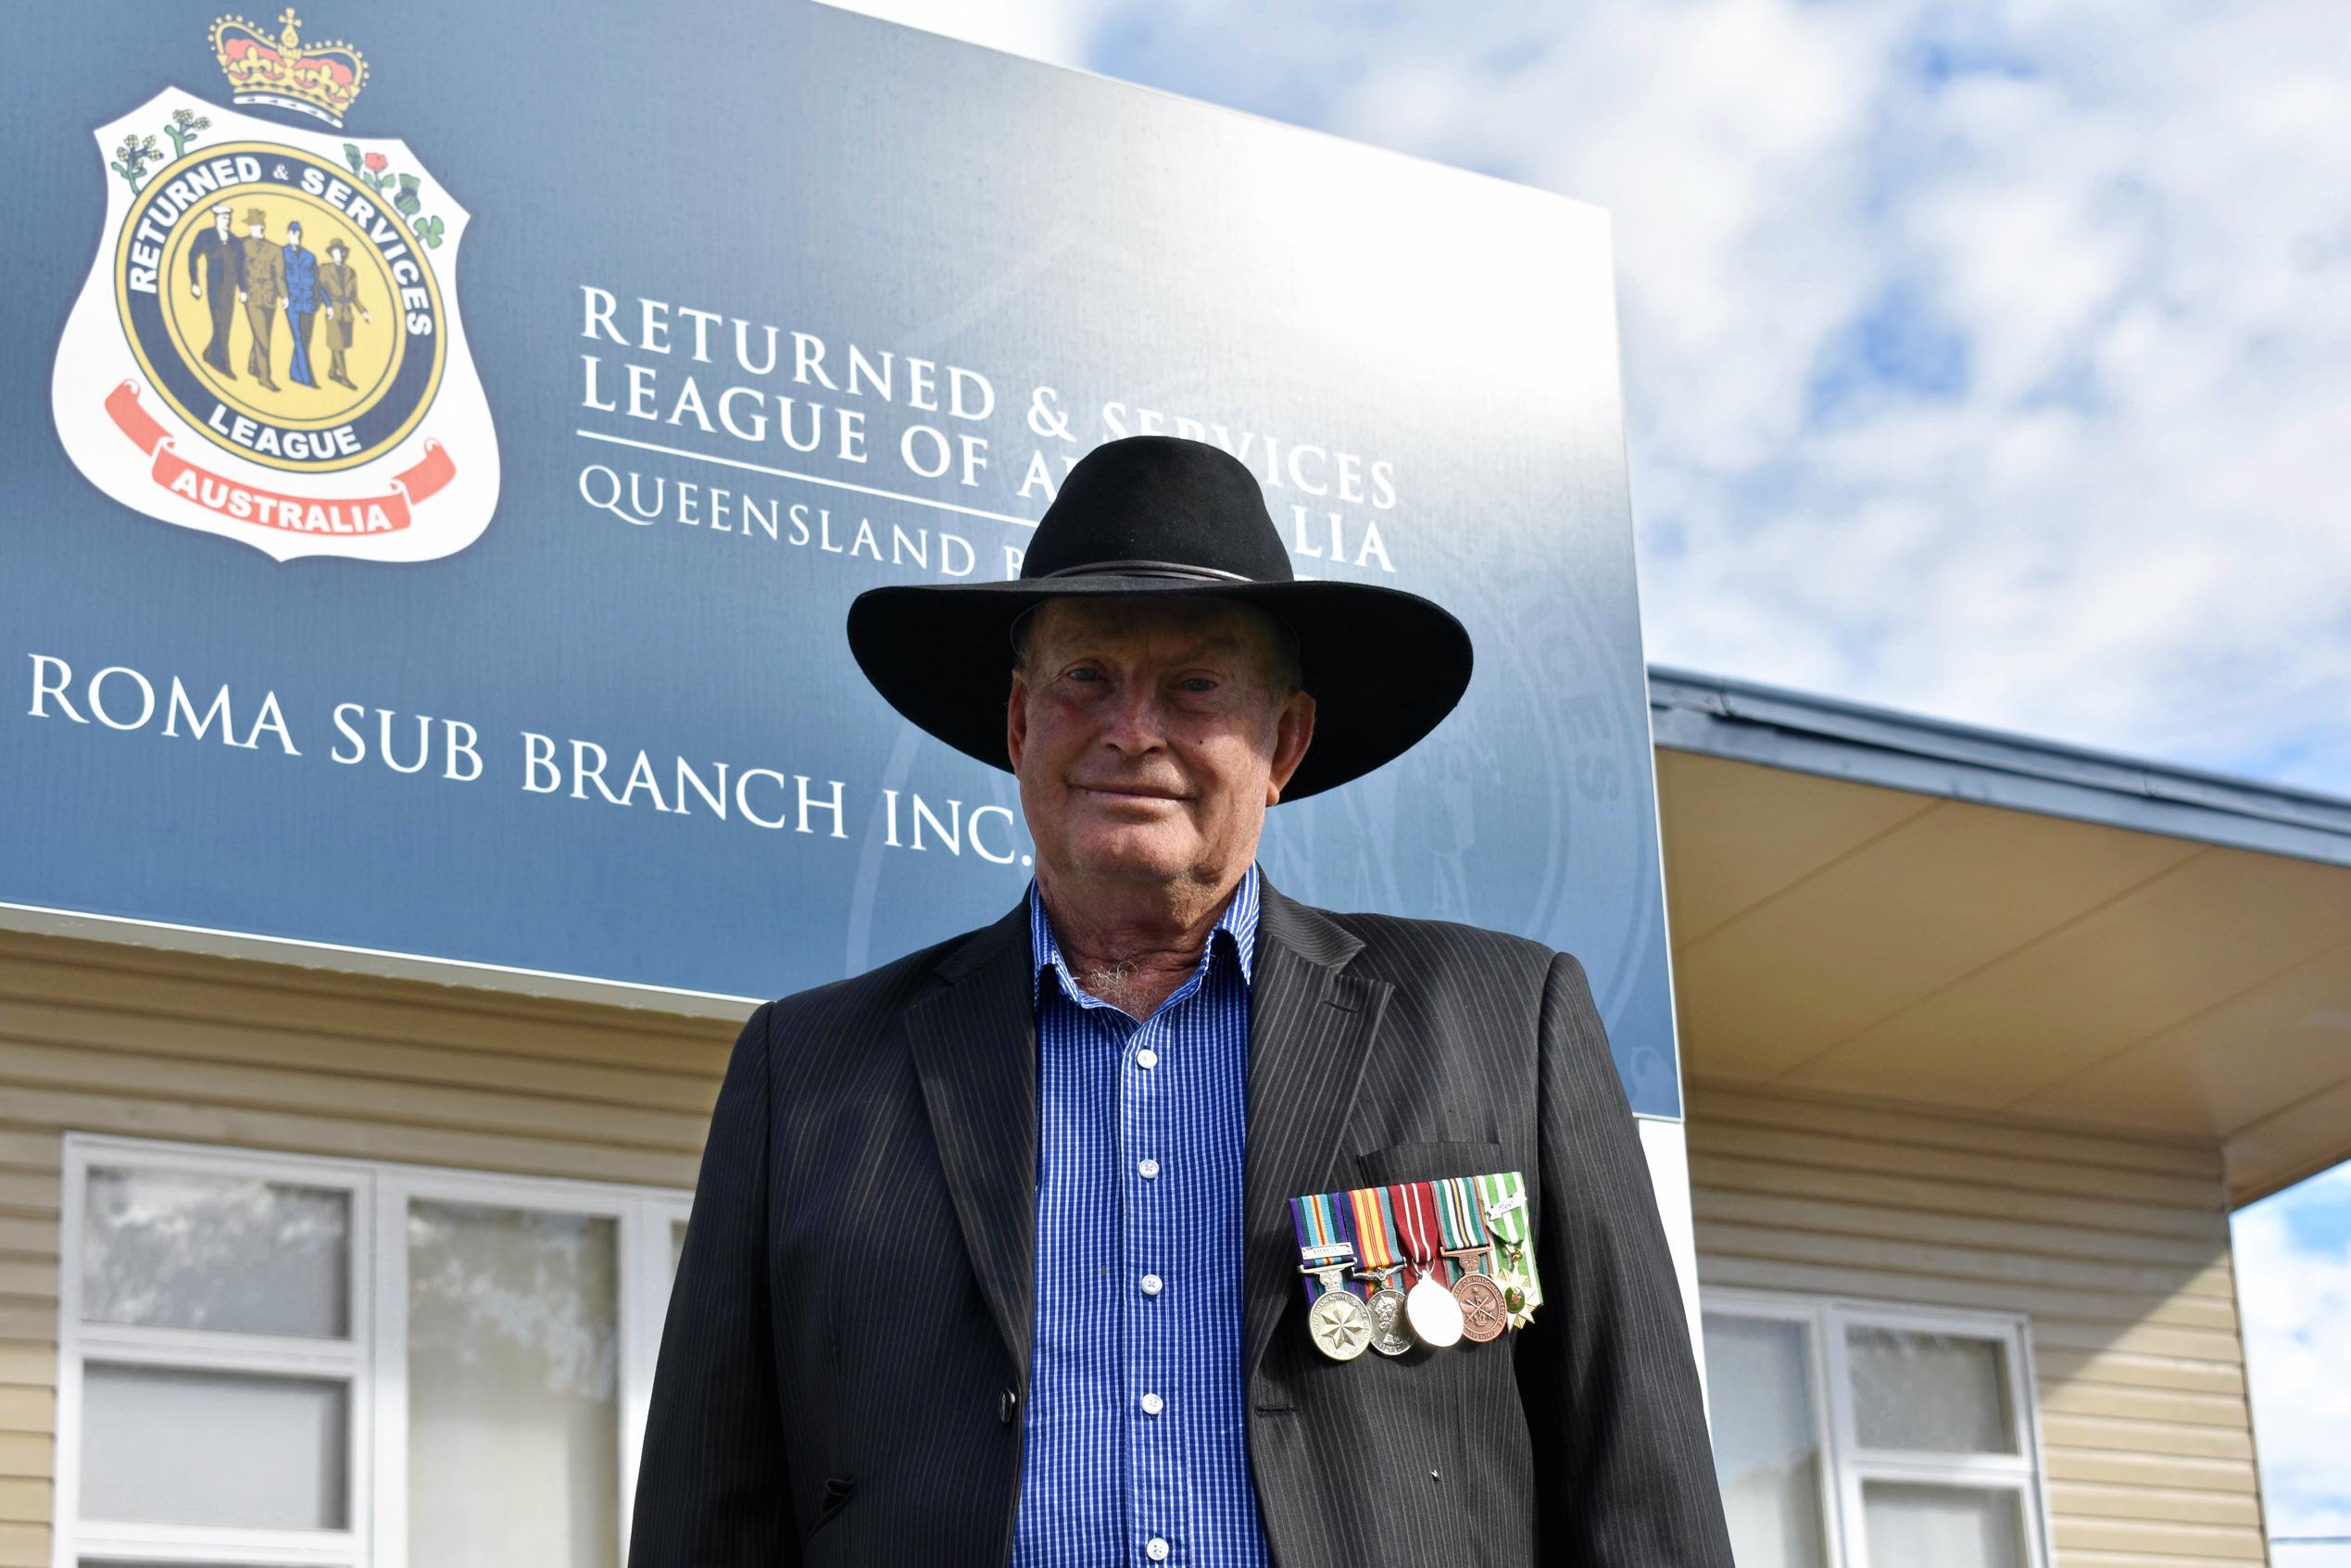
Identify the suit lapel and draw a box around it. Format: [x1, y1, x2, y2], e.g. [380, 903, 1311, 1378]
[903, 880, 1392, 1391]
[1241, 879, 1391, 1386]
[907, 898, 1040, 1383]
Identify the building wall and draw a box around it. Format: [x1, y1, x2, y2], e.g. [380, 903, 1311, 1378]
[1688, 1079, 2270, 1568]
[0, 927, 737, 1568]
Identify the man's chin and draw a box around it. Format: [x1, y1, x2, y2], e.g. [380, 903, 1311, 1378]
[1060, 831, 1199, 884]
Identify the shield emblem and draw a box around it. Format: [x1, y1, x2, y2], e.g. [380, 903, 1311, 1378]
[52, 74, 499, 563]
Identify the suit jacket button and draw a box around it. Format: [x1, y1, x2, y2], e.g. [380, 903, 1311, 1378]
[999, 1387, 1019, 1425]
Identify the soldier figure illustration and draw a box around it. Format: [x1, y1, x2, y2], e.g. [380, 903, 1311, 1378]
[233, 207, 284, 392]
[317, 236, 369, 391]
[184, 202, 238, 378]
[282, 219, 321, 388]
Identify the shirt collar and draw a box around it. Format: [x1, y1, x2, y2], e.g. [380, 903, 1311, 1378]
[1028, 860, 1261, 1008]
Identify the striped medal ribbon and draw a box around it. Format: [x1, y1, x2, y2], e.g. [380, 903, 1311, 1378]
[1473, 1170, 1542, 1329]
[1345, 1185, 1414, 1357]
[1289, 1191, 1372, 1361]
[1388, 1180, 1464, 1348]
[1438, 1175, 1509, 1343]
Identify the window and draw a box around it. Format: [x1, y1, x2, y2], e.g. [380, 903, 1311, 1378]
[1702, 1291, 2052, 1568]
[57, 1135, 691, 1567]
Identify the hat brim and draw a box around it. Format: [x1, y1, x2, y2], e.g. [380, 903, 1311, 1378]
[846, 574, 1474, 801]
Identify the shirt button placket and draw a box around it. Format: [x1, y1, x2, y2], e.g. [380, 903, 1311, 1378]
[1131, 1014, 1176, 1568]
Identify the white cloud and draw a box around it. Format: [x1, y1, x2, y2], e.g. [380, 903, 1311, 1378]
[2235, 1166, 2351, 1542]
[829, 0, 2351, 797]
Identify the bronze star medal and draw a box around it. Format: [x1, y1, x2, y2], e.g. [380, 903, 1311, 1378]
[1477, 1174, 1541, 1332]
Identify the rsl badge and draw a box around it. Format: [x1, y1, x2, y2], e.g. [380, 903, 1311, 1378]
[51, 10, 499, 563]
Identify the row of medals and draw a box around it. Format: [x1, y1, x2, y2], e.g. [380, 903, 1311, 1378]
[1304, 1227, 1534, 1361]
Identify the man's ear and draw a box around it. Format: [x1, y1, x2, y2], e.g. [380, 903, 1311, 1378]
[1264, 689, 1317, 805]
[1006, 671, 1030, 771]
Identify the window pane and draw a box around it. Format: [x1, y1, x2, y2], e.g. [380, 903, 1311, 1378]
[80, 1364, 347, 1527]
[1701, 1312, 1829, 1568]
[1863, 1480, 2028, 1568]
[409, 1200, 620, 1568]
[1847, 1325, 2017, 1453]
[83, 1166, 349, 1337]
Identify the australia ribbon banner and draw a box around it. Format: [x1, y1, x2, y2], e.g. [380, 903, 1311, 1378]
[103, 382, 454, 535]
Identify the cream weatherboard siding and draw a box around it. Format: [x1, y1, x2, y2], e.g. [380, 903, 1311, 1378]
[1688, 1080, 2271, 1568]
[0, 927, 738, 1568]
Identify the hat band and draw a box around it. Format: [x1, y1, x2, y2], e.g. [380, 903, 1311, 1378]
[1037, 558, 1264, 585]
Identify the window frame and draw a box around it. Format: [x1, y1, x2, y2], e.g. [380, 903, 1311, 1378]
[1703, 1287, 2058, 1568]
[56, 1133, 692, 1568]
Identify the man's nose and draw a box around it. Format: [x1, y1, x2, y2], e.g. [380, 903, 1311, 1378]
[1097, 684, 1168, 752]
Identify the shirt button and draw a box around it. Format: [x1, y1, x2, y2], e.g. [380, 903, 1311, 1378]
[1141, 1392, 1164, 1415]
[1141, 1273, 1163, 1297]
[1136, 1047, 1159, 1069]
[1147, 1538, 1171, 1562]
[1138, 1157, 1161, 1179]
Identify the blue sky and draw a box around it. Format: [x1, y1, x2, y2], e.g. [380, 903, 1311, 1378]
[825, 0, 2351, 1548]
[2239, 1164, 2351, 1558]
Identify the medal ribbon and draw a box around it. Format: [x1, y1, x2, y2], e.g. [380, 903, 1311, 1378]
[1436, 1175, 1491, 1271]
[1473, 1170, 1545, 1310]
[1387, 1179, 1447, 1288]
[1346, 1185, 1401, 1282]
[1289, 1191, 1362, 1307]
[1320, 1191, 1366, 1301]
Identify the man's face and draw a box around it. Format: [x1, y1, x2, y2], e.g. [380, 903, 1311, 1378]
[288, 227, 302, 247]
[1008, 596, 1314, 897]
[247, 222, 264, 239]
[214, 213, 230, 235]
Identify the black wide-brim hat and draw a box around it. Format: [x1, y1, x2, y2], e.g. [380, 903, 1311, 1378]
[847, 434, 1473, 801]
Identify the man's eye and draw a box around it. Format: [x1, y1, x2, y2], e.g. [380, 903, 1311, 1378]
[1179, 678, 1217, 694]
[1065, 667, 1103, 683]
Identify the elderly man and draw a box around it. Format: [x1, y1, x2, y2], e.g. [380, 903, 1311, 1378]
[631, 436, 1731, 1567]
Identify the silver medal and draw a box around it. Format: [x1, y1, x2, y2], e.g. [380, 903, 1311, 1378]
[1305, 1264, 1374, 1361]
[1356, 1268, 1414, 1358]
[1404, 1270, 1464, 1348]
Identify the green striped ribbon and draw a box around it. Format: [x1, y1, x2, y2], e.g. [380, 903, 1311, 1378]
[1435, 1173, 1491, 1279]
[1472, 1170, 1544, 1311]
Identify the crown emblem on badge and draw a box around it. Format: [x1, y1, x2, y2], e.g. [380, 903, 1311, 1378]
[211, 8, 368, 127]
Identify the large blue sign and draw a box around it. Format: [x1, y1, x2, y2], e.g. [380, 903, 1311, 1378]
[5, 1, 1682, 1116]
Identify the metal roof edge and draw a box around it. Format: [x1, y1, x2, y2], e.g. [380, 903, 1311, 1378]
[1646, 663, 2351, 870]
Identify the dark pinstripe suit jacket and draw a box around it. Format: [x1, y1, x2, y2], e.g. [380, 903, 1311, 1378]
[631, 877, 1733, 1567]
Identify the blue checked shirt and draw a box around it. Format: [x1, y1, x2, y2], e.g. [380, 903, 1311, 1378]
[1010, 862, 1275, 1568]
